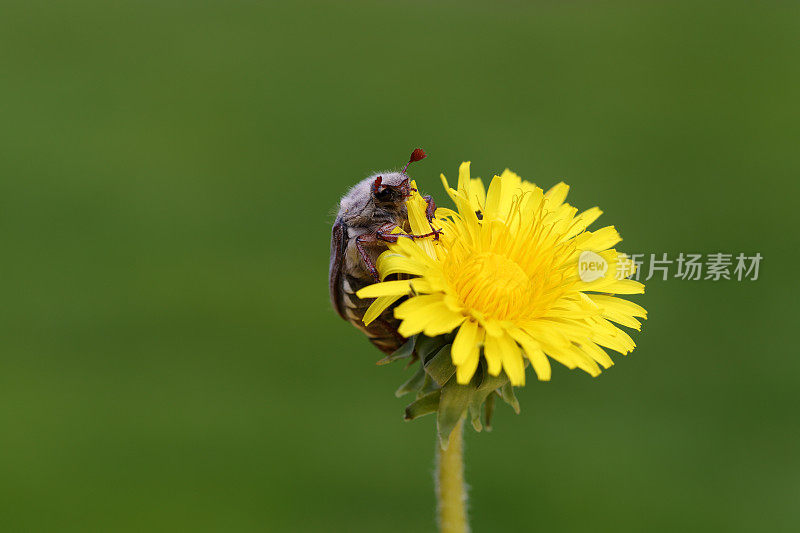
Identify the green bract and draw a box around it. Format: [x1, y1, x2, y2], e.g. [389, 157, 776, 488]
[386, 334, 522, 448]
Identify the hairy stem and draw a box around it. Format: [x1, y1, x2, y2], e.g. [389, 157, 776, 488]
[436, 419, 469, 533]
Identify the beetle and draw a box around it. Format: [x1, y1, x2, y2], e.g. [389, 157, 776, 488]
[329, 148, 438, 354]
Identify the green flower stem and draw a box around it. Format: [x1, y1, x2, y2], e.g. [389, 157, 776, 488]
[436, 419, 469, 533]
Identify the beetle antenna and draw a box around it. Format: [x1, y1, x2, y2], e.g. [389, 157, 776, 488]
[401, 148, 426, 174]
[372, 175, 383, 195]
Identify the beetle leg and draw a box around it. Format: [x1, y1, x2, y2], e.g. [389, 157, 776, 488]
[422, 195, 436, 222]
[356, 233, 381, 282]
[375, 223, 401, 243]
[403, 228, 443, 241]
[376, 223, 442, 243]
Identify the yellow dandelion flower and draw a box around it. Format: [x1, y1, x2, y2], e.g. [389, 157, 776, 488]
[356, 165, 646, 387]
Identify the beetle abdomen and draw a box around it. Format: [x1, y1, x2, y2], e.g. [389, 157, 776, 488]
[340, 273, 405, 355]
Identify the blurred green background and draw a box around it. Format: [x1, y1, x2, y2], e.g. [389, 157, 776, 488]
[1, 1, 798, 531]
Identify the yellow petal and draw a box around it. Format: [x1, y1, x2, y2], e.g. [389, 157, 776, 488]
[602, 279, 646, 295]
[377, 254, 427, 279]
[469, 177, 486, 209]
[498, 334, 525, 386]
[544, 181, 569, 208]
[410, 278, 434, 293]
[589, 294, 647, 318]
[422, 306, 466, 336]
[483, 333, 504, 376]
[577, 226, 621, 251]
[394, 294, 441, 319]
[440, 173, 458, 203]
[579, 340, 614, 369]
[483, 174, 504, 222]
[435, 207, 459, 220]
[452, 319, 480, 365]
[457, 161, 471, 192]
[363, 295, 403, 326]
[456, 330, 482, 384]
[396, 300, 459, 338]
[356, 280, 412, 299]
[549, 345, 601, 376]
[564, 207, 603, 239]
[478, 317, 505, 338]
[586, 295, 646, 328]
[453, 194, 480, 244]
[508, 327, 551, 381]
